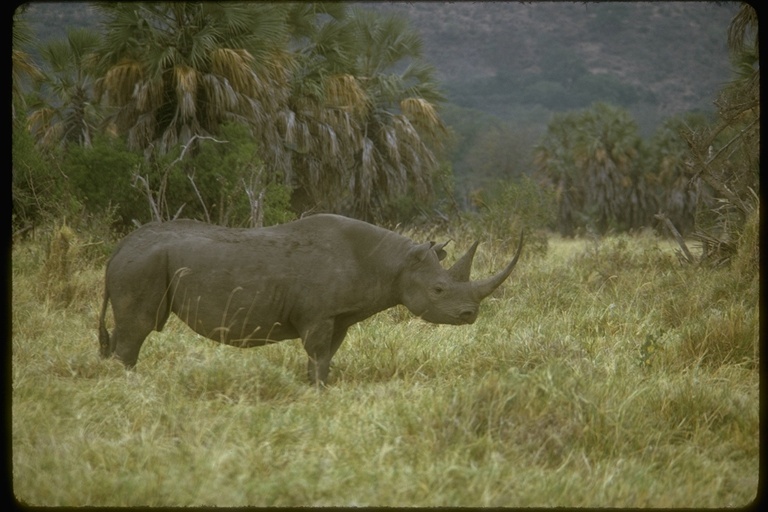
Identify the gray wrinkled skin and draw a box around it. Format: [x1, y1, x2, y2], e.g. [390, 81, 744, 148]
[99, 214, 523, 386]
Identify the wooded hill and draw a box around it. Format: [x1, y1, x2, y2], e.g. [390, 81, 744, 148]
[21, 2, 738, 132]
[370, 2, 740, 192]
[373, 2, 737, 128]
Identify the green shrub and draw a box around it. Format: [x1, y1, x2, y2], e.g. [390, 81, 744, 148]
[62, 135, 144, 227]
[462, 175, 555, 255]
[175, 123, 294, 227]
[12, 125, 81, 234]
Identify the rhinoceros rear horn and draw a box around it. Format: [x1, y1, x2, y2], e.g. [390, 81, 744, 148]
[447, 241, 479, 282]
[472, 231, 524, 300]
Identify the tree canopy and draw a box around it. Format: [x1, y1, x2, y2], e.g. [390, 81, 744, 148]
[16, 2, 448, 224]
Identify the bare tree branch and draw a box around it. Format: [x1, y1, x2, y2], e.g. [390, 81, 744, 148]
[655, 212, 695, 264]
[187, 172, 211, 224]
[170, 135, 228, 167]
[132, 173, 162, 222]
[242, 167, 265, 228]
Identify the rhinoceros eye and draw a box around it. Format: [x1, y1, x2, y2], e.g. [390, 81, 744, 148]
[433, 285, 444, 295]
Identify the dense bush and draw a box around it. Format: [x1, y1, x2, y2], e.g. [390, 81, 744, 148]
[63, 135, 144, 227]
[176, 123, 294, 227]
[12, 125, 80, 235]
[461, 175, 555, 255]
[65, 123, 296, 230]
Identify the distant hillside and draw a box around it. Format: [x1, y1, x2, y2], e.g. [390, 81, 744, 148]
[20, 2, 738, 120]
[366, 2, 740, 191]
[370, 2, 738, 131]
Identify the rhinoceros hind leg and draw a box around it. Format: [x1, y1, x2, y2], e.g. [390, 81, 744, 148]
[111, 325, 151, 368]
[111, 306, 169, 368]
[110, 286, 170, 368]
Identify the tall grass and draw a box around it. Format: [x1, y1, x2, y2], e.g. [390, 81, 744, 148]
[11, 227, 759, 507]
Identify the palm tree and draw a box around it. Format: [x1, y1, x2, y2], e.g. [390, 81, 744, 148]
[92, 2, 448, 221]
[12, 7, 44, 122]
[574, 103, 643, 233]
[650, 114, 710, 236]
[277, 3, 364, 210]
[681, 3, 759, 265]
[26, 28, 102, 149]
[284, 5, 447, 219]
[345, 7, 447, 219]
[535, 103, 646, 235]
[533, 112, 584, 236]
[727, 3, 758, 62]
[93, 2, 293, 157]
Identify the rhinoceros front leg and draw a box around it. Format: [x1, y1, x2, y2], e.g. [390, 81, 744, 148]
[302, 320, 349, 386]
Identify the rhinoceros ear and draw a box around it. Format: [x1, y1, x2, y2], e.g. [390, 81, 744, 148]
[408, 242, 434, 263]
[431, 241, 450, 261]
[409, 241, 448, 264]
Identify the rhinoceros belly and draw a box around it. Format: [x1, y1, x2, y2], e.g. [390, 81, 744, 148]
[168, 270, 300, 347]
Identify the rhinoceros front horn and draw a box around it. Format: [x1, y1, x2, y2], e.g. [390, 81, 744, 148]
[471, 231, 524, 300]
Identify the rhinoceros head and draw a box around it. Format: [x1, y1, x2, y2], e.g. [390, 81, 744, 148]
[399, 233, 523, 325]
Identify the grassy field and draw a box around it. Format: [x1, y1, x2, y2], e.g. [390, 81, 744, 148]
[11, 226, 759, 507]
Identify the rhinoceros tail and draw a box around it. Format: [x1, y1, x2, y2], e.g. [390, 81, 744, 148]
[98, 286, 112, 358]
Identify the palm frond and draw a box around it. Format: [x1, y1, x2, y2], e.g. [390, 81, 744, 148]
[99, 59, 143, 106]
[134, 78, 163, 112]
[210, 48, 256, 93]
[727, 4, 758, 57]
[12, 49, 44, 90]
[174, 65, 198, 121]
[323, 74, 370, 115]
[400, 97, 446, 139]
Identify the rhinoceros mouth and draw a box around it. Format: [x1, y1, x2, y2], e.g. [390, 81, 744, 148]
[418, 308, 477, 325]
[459, 310, 478, 324]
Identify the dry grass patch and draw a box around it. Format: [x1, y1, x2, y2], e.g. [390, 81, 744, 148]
[12, 227, 759, 507]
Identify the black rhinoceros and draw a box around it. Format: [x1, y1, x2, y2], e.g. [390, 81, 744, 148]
[99, 214, 523, 385]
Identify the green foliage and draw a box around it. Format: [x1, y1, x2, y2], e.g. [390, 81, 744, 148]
[647, 112, 714, 236]
[13, 2, 750, 231]
[376, 162, 456, 225]
[285, 5, 447, 220]
[63, 134, 143, 226]
[535, 102, 651, 236]
[441, 103, 544, 199]
[128, 122, 295, 228]
[184, 124, 263, 226]
[653, 5, 759, 268]
[462, 175, 555, 255]
[28, 27, 102, 149]
[187, 123, 295, 227]
[93, 2, 291, 154]
[12, 123, 80, 233]
[260, 181, 296, 227]
[83, 2, 446, 223]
